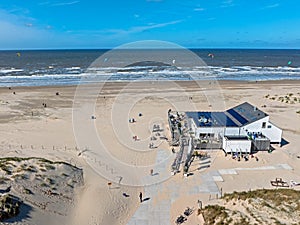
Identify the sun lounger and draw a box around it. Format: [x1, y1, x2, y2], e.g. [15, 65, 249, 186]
[270, 178, 289, 187]
[183, 207, 193, 216]
[175, 215, 187, 224]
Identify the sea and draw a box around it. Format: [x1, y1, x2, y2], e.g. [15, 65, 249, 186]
[0, 49, 300, 87]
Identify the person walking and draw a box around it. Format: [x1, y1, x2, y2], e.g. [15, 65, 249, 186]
[139, 192, 143, 203]
[150, 169, 153, 176]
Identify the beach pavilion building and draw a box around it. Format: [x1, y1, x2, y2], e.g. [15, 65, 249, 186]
[186, 102, 282, 153]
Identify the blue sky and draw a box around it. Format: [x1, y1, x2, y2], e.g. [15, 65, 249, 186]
[0, 0, 300, 49]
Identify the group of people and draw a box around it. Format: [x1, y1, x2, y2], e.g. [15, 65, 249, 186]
[229, 152, 259, 162]
[149, 142, 155, 148]
[132, 135, 139, 141]
[123, 191, 144, 203]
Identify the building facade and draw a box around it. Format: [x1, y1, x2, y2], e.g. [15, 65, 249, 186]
[186, 102, 282, 152]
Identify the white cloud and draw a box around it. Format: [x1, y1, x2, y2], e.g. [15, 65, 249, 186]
[220, 0, 235, 8]
[0, 10, 67, 49]
[0, 20, 48, 49]
[261, 3, 280, 10]
[194, 8, 205, 11]
[105, 20, 183, 35]
[51, 1, 80, 6]
[65, 19, 183, 42]
[38, 1, 50, 6]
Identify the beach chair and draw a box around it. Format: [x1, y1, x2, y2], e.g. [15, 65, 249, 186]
[183, 207, 193, 216]
[290, 180, 300, 187]
[175, 215, 187, 224]
[270, 178, 289, 187]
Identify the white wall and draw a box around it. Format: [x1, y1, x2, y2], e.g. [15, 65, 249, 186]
[196, 127, 241, 138]
[224, 127, 240, 136]
[240, 116, 270, 136]
[222, 137, 252, 153]
[239, 116, 282, 143]
[261, 122, 282, 143]
[196, 127, 224, 139]
[189, 119, 197, 135]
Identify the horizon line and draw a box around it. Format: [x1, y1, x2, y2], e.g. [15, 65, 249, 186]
[1, 47, 300, 51]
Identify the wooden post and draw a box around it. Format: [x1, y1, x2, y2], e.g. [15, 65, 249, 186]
[118, 176, 123, 184]
[197, 200, 202, 209]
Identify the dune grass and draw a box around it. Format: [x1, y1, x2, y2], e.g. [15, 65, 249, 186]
[201, 189, 300, 225]
[0, 194, 21, 221]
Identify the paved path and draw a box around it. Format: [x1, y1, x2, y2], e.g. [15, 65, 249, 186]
[127, 160, 293, 225]
[219, 163, 292, 175]
[127, 150, 217, 225]
[128, 149, 172, 225]
[127, 183, 171, 225]
[188, 171, 221, 195]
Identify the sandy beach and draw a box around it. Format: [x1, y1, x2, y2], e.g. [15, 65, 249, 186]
[0, 80, 300, 224]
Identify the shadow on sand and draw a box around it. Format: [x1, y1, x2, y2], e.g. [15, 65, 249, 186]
[281, 138, 289, 147]
[4, 201, 32, 223]
[142, 197, 151, 202]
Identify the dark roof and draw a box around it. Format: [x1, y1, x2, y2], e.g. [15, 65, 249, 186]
[227, 102, 267, 126]
[187, 102, 268, 128]
[224, 135, 249, 140]
[186, 112, 239, 127]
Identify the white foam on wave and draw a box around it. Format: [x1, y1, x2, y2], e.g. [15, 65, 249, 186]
[0, 73, 84, 80]
[0, 68, 24, 73]
[66, 66, 81, 70]
[1, 65, 300, 87]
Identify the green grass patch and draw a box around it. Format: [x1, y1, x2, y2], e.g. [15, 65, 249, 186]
[0, 157, 79, 170]
[201, 205, 229, 225]
[0, 194, 21, 221]
[207, 189, 300, 224]
[0, 176, 10, 184]
[44, 164, 55, 170]
[40, 182, 48, 187]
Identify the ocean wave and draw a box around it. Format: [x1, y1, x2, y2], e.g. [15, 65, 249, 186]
[65, 66, 81, 70]
[1, 65, 300, 87]
[0, 68, 24, 74]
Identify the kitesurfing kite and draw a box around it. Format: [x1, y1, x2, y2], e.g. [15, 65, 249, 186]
[208, 53, 214, 59]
